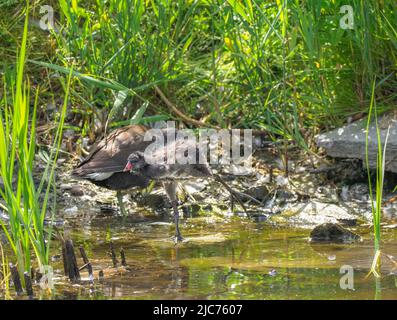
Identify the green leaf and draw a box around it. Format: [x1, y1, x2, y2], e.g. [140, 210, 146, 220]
[105, 89, 129, 129]
[226, 0, 252, 24]
[27, 60, 128, 92]
[130, 101, 149, 125]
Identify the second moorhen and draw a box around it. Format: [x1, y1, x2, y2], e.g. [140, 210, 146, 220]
[123, 138, 247, 242]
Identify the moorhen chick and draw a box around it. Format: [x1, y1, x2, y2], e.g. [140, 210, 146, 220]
[123, 138, 247, 242]
[71, 125, 152, 214]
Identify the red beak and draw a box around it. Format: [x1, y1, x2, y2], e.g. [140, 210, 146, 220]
[124, 161, 133, 172]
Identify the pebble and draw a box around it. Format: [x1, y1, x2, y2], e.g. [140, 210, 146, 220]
[268, 269, 277, 276]
[64, 206, 78, 215]
[70, 185, 84, 196]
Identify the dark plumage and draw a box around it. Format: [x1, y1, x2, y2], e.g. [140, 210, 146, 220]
[71, 125, 152, 214]
[124, 139, 247, 242]
[72, 124, 248, 241]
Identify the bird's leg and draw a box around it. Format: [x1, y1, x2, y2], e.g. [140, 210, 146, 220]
[171, 200, 183, 243]
[116, 191, 127, 216]
[163, 181, 184, 242]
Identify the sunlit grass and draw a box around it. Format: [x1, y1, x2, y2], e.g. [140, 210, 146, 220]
[0, 2, 71, 286]
[0, 243, 12, 300]
[45, 0, 396, 148]
[365, 79, 390, 278]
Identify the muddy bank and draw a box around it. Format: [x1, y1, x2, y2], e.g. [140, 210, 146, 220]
[57, 148, 397, 231]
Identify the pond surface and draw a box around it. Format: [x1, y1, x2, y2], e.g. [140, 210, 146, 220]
[41, 211, 397, 300]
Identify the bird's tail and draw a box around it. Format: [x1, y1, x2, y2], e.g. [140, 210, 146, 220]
[213, 174, 249, 215]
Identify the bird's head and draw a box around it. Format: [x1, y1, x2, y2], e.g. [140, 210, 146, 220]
[124, 151, 146, 172]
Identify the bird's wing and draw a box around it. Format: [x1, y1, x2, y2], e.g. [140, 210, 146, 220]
[72, 125, 150, 176]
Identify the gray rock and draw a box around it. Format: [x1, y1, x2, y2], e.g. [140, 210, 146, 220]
[183, 180, 208, 194]
[316, 112, 397, 172]
[309, 223, 361, 243]
[245, 185, 269, 202]
[64, 206, 78, 216]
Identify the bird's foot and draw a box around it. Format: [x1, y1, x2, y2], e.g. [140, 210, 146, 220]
[174, 233, 184, 244]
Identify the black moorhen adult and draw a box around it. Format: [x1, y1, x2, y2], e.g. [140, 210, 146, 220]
[71, 125, 152, 215]
[123, 138, 247, 242]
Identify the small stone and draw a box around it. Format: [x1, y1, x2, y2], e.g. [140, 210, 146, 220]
[183, 180, 208, 194]
[64, 206, 78, 215]
[268, 269, 277, 276]
[246, 185, 269, 202]
[275, 175, 288, 186]
[51, 255, 61, 262]
[309, 223, 361, 243]
[70, 185, 84, 196]
[223, 164, 253, 176]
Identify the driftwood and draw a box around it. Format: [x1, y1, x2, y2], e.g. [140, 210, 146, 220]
[57, 229, 81, 283]
[63, 239, 81, 282]
[79, 246, 93, 280]
[9, 263, 23, 296]
[120, 248, 127, 267]
[109, 242, 118, 268]
[24, 272, 34, 298]
[56, 232, 131, 284]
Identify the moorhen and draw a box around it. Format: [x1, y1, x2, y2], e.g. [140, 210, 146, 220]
[71, 125, 152, 214]
[123, 138, 247, 242]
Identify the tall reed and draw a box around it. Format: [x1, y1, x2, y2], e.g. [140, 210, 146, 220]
[365, 79, 390, 278]
[0, 2, 71, 284]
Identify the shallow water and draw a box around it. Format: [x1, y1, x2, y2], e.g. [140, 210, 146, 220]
[39, 211, 397, 300]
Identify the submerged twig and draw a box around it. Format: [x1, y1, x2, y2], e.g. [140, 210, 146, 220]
[79, 246, 93, 280]
[63, 239, 81, 283]
[120, 248, 127, 267]
[109, 242, 118, 268]
[24, 272, 34, 298]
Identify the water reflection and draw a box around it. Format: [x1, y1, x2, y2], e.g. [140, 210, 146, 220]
[40, 215, 397, 299]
